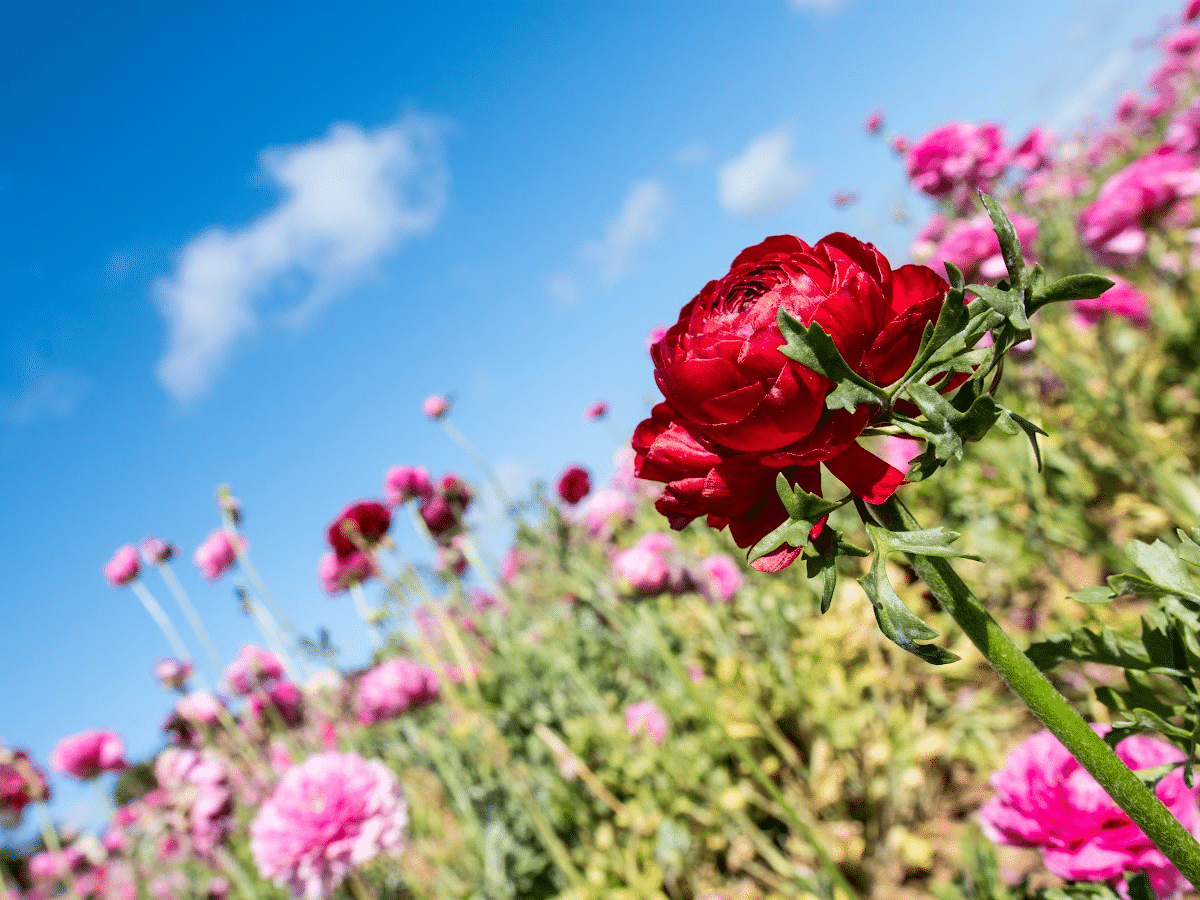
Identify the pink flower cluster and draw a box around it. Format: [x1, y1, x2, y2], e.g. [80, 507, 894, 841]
[980, 727, 1200, 898]
[355, 658, 441, 724]
[913, 211, 1039, 284]
[250, 751, 407, 899]
[225, 644, 284, 695]
[153, 747, 235, 857]
[906, 122, 1009, 204]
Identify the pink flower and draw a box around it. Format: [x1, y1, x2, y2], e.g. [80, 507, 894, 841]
[1072, 276, 1151, 327]
[585, 400, 609, 421]
[139, 536, 176, 565]
[326, 500, 391, 560]
[1187, 0, 1200, 22]
[51, 730, 126, 780]
[906, 122, 1009, 201]
[194, 529, 243, 581]
[890, 134, 912, 155]
[1166, 26, 1200, 56]
[1168, 100, 1200, 154]
[418, 474, 474, 542]
[612, 545, 670, 596]
[155, 658, 195, 691]
[980, 727, 1200, 898]
[435, 540, 468, 577]
[355, 658, 441, 724]
[1011, 127, 1053, 172]
[246, 680, 305, 730]
[863, 109, 885, 136]
[624, 700, 669, 746]
[422, 394, 450, 419]
[917, 212, 1039, 284]
[556, 465, 592, 506]
[879, 435, 925, 475]
[383, 465, 434, 506]
[103, 545, 140, 587]
[318, 550, 376, 595]
[1079, 146, 1200, 267]
[1116, 91, 1141, 125]
[698, 554, 743, 603]
[176, 691, 225, 727]
[832, 191, 859, 208]
[578, 488, 636, 539]
[0, 746, 50, 826]
[153, 747, 234, 856]
[250, 751, 407, 899]
[226, 644, 283, 695]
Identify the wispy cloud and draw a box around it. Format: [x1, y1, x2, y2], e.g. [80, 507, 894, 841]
[718, 128, 811, 218]
[545, 273, 580, 308]
[583, 178, 668, 285]
[0, 368, 90, 425]
[673, 140, 711, 167]
[787, 0, 849, 14]
[154, 115, 448, 402]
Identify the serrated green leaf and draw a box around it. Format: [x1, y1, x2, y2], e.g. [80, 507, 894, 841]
[968, 283, 1030, 330]
[1126, 539, 1200, 602]
[979, 193, 1027, 291]
[869, 523, 980, 560]
[826, 379, 883, 413]
[1070, 586, 1116, 604]
[775, 474, 841, 522]
[860, 568, 960, 665]
[1028, 273, 1114, 314]
[777, 311, 886, 403]
[943, 261, 965, 291]
[746, 518, 812, 566]
[1112, 708, 1194, 742]
[1024, 627, 1157, 672]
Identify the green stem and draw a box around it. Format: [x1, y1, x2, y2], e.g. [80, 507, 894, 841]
[873, 495, 1200, 886]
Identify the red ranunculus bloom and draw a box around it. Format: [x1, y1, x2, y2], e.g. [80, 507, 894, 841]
[556, 465, 592, 505]
[633, 233, 950, 573]
[326, 501, 392, 560]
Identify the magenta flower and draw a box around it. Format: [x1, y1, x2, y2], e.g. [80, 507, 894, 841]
[556, 465, 592, 506]
[422, 394, 450, 419]
[1011, 127, 1053, 171]
[863, 109, 885, 135]
[916, 212, 1039, 285]
[140, 536, 176, 565]
[326, 500, 391, 560]
[51, 730, 127, 780]
[879, 435, 926, 475]
[906, 122, 1009, 201]
[225, 644, 283, 696]
[1079, 146, 1200, 267]
[355, 658, 441, 725]
[194, 529, 243, 581]
[585, 400, 609, 421]
[250, 751, 408, 899]
[383, 465, 434, 506]
[318, 550, 376, 595]
[247, 680, 305, 730]
[0, 746, 50, 826]
[1072, 276, 1151, 327]
[103, 545, 140, 587]
[698, 554, 743, 603]
[1168, 100, 1200, 155]
[981, 727, 1200, 898]
[154, 747, 235, 856]
[155, 658, 195, 691]
[612, 545, 670, 596]
[624, 700, 669, 746]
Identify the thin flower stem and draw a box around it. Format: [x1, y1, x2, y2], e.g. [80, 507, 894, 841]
[439, 420, 527, 526]
[154, 561, 226, 677]
[872, 495, 1200, 887]
[129, 580, 194, 663]
[346, 871, 377, 900]
[33, 806, 81, 900]
[534, 723, 627, 817]
[212, 846, 259, 900]
[236, 583, 295, 680]
[348, 582, 385, 647]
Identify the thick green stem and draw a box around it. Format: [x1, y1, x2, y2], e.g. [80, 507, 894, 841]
[873, 496, 1200, 887]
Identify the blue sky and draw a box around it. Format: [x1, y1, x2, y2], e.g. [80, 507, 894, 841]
[0, 0, 1186, 833]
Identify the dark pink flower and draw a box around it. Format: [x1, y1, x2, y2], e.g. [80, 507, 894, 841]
[1011, 127, 1053, 172]
[906, 122, 1008, 201]
[423, 395, 450, 419]
[863, 109, 885, 135]
[318, 550, 376, 595]
[980, 726, 1199, 898]
[139, 536, 176, 565]
[1168, 100, 1200, 154]
[1072, 276, 1151, 327]
[0, 746, 50, 826]
[225, 644, 283, 695]
[698, 554, 743, 603]
[326, 501, 391, 561]
[249, 751, 407, 899]
[155, 658, 195, 691]
[384, 465, 434, 506]
[51, 730, 127, 780]
[624, 700, 669, 745]
[103, 545, 140, 587]
[1187, 0, 1200, 22]
[355, 658, 441, 724]
[612, 545, 670, 596]
[556, 465, 592, 505]
[194, 529, 243, 581]
[585, 400, 609, 421]
[247, 680, 305, 730]
[1166, 26, 1200, 56]
[1116, 91, 1141, 124]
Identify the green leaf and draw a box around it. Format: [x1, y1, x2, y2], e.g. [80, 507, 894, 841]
[1007, 410, 1046, 472]
[1126, 870, 1157, 900]
[1070, 586, 1116, 604]
[943, 261, 965, 291]
[872, 525, 980, 560]
[746, 518, 814, 566]
[1024, 627, 1159, 672]
[1028, 273, 1114, 314]
[775, 473, 841, 521]
[1126, 539, 1200, 603]
[979, 192, 1027, 291]
[776, 311, 886, 405]
[968, 283, 1030, 331]
[1112, 708, 1194, 742]
[1176, 529, 1200, 568]
[826, 379, 884, 413]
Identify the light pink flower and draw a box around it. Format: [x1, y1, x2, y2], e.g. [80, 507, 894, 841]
[422, 394, 450, 419]
[155, 658, 195, 691]
[318, 550, 376, 595]
[698, 554, 743, 603]
[249, 751, 407, 899]
[226, 644, 283, 696]
[1079, 146, 1200, 267]
[139, 536, 176, 565]
[980, 726, 1200, 899]
[906, 122, 1008, 201]
[51, 730, 126, 780]
[194, 529, 243, 581]
[103, 545, 140, 587]
[863, 109, 885, 135]
[355, 658, 441, 725]
[585, 400, 609, 421]
[383, 465, 434, 506]
[1072, 276, 1151, 327]
[556, 465, 592, 506]
[612, 546, 670, 596]
[917, 212, 1039, 284]
[176, 691, 225, 727]
[579, 488, 636, 540]
[624, 700, 669, 746]
[154, 747, 234, 856]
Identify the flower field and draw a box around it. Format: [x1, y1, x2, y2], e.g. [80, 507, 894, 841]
[14, 3, 1200, 898]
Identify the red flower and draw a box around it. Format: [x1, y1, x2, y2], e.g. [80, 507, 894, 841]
[556, 465, 592, 505]
[633, 233, 950, 572]
[326, 501, 391, 560]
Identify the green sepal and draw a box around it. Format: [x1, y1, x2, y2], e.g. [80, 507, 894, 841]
[1028, 273, 1114, 315]
[776, 311, 886, 406]
[979, 192, 1027, 291]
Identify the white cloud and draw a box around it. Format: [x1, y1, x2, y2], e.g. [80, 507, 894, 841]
[582, 178, 668, 285]
[788, 0, 849, 13]
[154, 115, 448, 402]
[673, 140, 711, 167]
[718, 128, 811, 218]
[0, 368, 90, 425]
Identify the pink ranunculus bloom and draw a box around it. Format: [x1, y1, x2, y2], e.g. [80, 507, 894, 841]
[612, 545, 670, 596]
[1167, 26, 1200, 56]
[624, 700, 669, 746]
[249, 751, 408, 899]
[247, 680, 305, 730]
[176, 691, 225, 727]
[326, 500, 391, 561]
[103, 545, 140, 587]
[153, 747, 235, 856]
[980, 726, 1200, 899]
[194, 529, 243, 581]
[698, 553, 744, 603]
[355, 658, 441, 725]
[556, 465, 592, 506]
[906, 122, 1009, 201]
[422, 394, 450, 419]
[1079, 146, 1200, 267]
[1116, 91, 1141, 125]
[1168, 99, 1200, 155]
[1072, 276, 1151, 327]
[863, 109, 885, 135]
[0, 746, 50, 826]
[585, 400, 609, 421]
[139, 536, 176, 565]
[921, 212, 1040, 285]
[1011, 127, 1053, 172]
[155, 658, 195, 691]
[51, 730, 127, 780]
[578, 488, 636, 539]
[383, 465, 434, 507]
[226, 644, 284, 696]
[318, 550, 376, 596]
